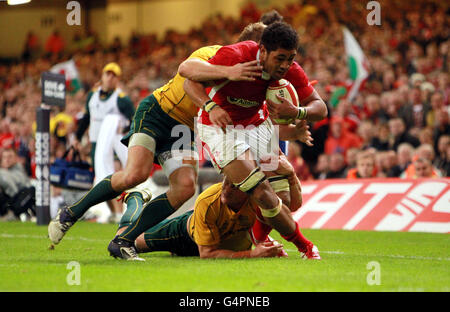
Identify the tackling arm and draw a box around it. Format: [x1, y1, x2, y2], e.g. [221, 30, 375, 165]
[183, 79, 233, 128]
[278, 120, 314, 146]
[197, 242, 283, 259]
[178, 58, 262, 82]
[183, 79, 211, 109]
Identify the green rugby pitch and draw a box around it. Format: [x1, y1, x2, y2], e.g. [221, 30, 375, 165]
[0, 221, 448, 292]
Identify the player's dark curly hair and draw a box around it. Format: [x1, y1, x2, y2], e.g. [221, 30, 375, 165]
[260, 22, 298, 53]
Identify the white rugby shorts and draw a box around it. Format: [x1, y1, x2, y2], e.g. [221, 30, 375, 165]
[197, 118, 279, 171]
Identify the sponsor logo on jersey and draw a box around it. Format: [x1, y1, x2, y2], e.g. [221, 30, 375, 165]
[226, 96, 259, 108]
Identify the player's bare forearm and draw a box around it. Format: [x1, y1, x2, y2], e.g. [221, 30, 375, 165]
[179, 59, 262, 82]
[278, 121, 313, 146]
[198, 247, 252, 259]
[183, 79, 210, 108]
[184, 79, 233, 128]
[179, 59, 230, 82]
[198, 243, 282, 258]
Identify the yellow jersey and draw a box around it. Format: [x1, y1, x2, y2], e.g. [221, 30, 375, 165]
[153, 45, 222, 130]
[188, 183, 257, 252]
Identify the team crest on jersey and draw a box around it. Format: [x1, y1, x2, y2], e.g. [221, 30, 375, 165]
[226, 96, 259, 108]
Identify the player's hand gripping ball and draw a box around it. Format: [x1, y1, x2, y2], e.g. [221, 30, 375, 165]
[266, 79, 299, 124]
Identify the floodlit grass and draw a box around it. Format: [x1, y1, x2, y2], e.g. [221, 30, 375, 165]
[0, 221, 448, 292]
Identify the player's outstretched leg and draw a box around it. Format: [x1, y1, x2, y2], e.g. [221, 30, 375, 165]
[281, 222, 321, 260]
[48, 144, 154, 245]
[108, 164, 196, 260]
[48, 174, 122, 245]
[105, 183, 153, 261]
[117, 182, 153, 233]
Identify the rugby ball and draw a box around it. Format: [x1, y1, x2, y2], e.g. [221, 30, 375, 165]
[266, 79, 299, 124]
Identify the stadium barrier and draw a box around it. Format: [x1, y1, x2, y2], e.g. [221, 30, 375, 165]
[294, 178, 450, 233]
[152, 170, 449, 233]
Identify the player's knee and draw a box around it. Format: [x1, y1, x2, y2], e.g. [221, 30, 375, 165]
[277, 190, 291, 210]
[123, 170, 147, 188]
[172, 175, 196, 202]
[252, 181, 279, 210]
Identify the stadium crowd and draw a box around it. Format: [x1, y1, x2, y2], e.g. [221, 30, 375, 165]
[0, 0, 448, 220]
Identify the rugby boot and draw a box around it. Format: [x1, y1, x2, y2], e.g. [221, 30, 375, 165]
[108, 235, 145, 261]
[301, 243, 321, 260]
[48, 207, 76, 245]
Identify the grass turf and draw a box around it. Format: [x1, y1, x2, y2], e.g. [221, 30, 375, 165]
[0, 221, 448, 292]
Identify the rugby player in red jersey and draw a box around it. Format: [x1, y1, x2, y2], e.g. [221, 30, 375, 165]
[181, 22, 327, 259]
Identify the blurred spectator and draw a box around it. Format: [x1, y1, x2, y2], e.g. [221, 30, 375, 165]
[418, 127, 434, 146]
[380, 150, 398, 178]
[434, 134, 450, 176]
[364, 94, 389, 124]
[402, 143, 442, 178]
[2, 89, 18, 118]
[387, 118, 420, 151]
[404, 157, 438, 179]
[347, 150, 377, 179]
[313, 153, 329, 180]
[426, 91, 445, 127]
[357, 120, 378, 150]
[432, 106, 450, 148]
[398, 86, 431, 130]
[325, 152, 347, 179]
[370, 122, 390, 151]
[444, 145, 450, 177]
[0, 119, 15, 150]
[287, 141, 313, 181]
[22, 31, 40, 61]
[388, 143, 414, 177]
[110, 36, 123, 54]
[45, 30, 65, 58]
[0, 148, 34, 220]
[324, 116, 361, 155]
[345, 147, 360, 170]
[420, 81, 435, 105]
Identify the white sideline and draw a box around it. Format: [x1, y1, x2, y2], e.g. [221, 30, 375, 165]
[1, 233, 448, 262]
[285, 248, 450, 262]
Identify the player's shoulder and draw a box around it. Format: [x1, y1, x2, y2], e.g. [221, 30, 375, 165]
[197, 183, 222, 202]
[285, 61, 310, 83]
[115, 88, 131, 100]
[212, 40, 258, 63]
[88, 87, 97, 95]
[287, 61, 306, 75]
[221, 40, 258, 54]
[231, 40, 258, 49]
[195, 183, 222, 210]
[197, 45, 222, 54]
[190, 45, 222, 60]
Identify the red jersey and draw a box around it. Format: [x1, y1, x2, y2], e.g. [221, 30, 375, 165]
[199, 41, 314, 127]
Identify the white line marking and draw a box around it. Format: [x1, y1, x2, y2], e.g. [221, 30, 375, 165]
[284, 248, 450, 261]
[0, 233, 104, 243]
